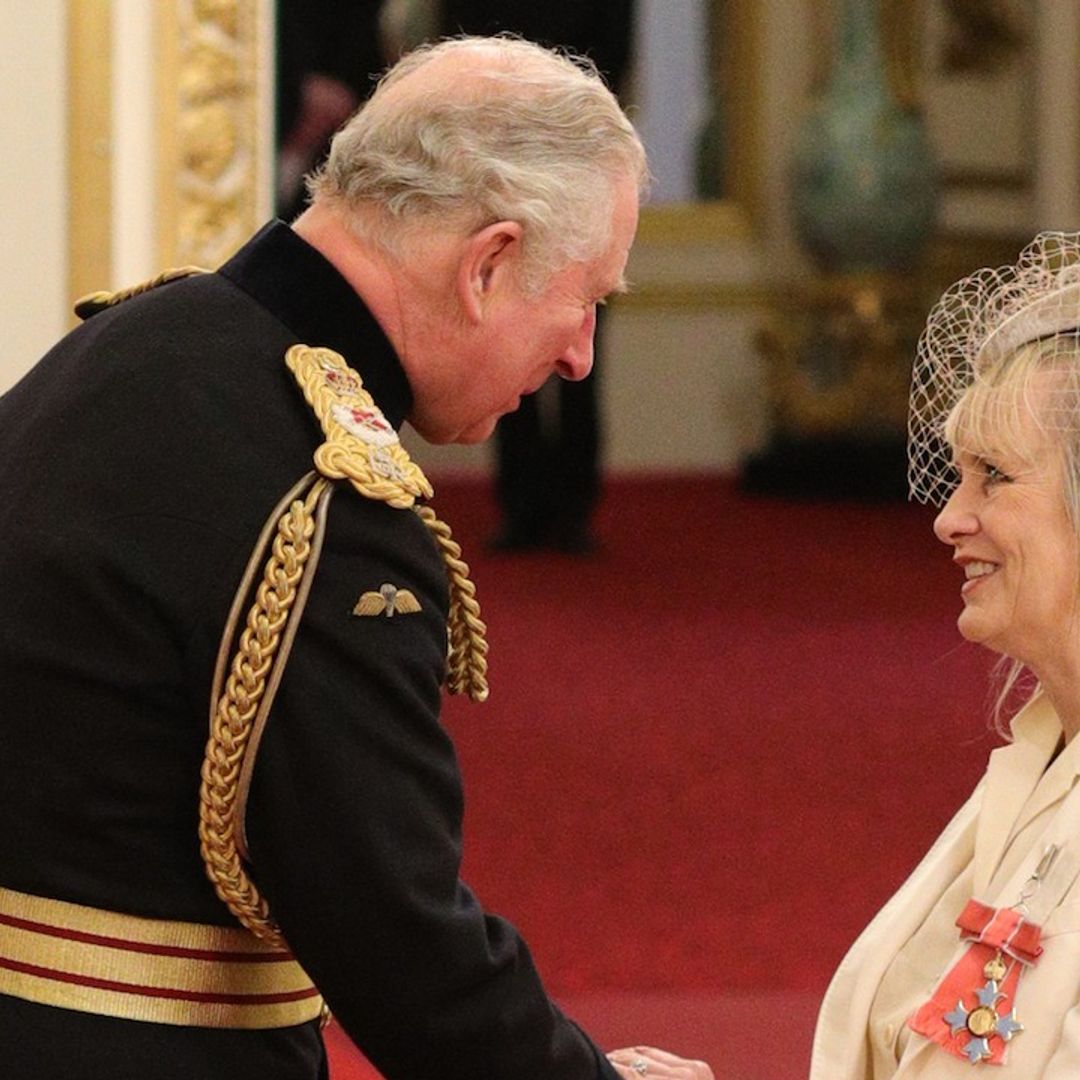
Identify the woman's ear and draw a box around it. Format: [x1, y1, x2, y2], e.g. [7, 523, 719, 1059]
[457, 220, 525, 323]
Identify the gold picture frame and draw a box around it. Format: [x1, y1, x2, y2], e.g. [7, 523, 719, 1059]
[67, 0, 113, 310]
[635, 0, 763, 245]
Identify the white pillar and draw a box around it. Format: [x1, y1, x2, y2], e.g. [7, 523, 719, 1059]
[111, 0, 157, 284]
[0, 1, 68, 390]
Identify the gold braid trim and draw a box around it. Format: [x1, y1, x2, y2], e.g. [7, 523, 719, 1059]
[284, 343, 490, 700]
[199, 344, 491, 942]
[199, 475, 332, 945]
[74, 266, 208, 320]
[415, 506, 489, 703]
[285, 344, 432, 508]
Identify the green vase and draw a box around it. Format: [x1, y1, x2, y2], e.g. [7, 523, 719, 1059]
[791, 0, 937, 272]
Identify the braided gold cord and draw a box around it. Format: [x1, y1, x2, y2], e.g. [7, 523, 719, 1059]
[415, 505, 489, 703]
[286, 344, 432, 507]
[199, 480, 328, 945]
[74, 266, 207, 320]
[312, 442, 424, 508]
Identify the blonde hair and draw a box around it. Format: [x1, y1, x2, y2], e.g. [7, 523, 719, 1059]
[308, 36, 647, 292]
[945, 337, 1080, 527]
[944, 335, 1080, 733]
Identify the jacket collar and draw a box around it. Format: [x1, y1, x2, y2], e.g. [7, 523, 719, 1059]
[217, 220, 413, 431]
[974, 694, 1078, 895]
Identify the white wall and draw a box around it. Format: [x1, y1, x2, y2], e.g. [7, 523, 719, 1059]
[111, 1, 157, 285]
[1, 1, 68, 390]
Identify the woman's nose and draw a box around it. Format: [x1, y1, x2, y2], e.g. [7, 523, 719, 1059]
[933, 483, 978, 545]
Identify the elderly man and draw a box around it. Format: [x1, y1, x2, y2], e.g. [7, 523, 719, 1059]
[0, 37, 711, 1080]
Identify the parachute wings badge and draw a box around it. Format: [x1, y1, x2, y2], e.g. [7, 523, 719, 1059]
[353, 583, 422, 618]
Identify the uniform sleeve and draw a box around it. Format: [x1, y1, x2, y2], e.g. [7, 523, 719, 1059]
[243, 492, 616, 1080]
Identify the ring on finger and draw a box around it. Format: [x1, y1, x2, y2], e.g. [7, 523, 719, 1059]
[631, 1059, 648, 1077]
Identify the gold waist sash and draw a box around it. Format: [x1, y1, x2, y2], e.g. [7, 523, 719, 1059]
[0, 885, 322, 1029]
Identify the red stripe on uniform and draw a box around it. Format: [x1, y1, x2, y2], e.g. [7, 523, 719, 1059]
[0, 955, 320, 1005]
[0, 912, 292, 963]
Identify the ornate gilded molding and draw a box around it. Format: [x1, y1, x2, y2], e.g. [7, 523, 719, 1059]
[637, 0, 762, 246]
[156, 0, 268, 268]
[67, 0, 113, 318]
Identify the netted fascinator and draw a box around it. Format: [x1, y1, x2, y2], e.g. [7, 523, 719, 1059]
[908, 231, 1080, 504]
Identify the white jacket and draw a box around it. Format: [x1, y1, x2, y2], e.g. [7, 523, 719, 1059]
[811, 696, 1080, 1079]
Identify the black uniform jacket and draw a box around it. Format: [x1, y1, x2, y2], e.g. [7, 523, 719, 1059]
[0, 223, 617, 1080]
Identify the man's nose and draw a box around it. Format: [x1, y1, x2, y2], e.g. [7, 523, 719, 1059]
[556, 309, 596, 382]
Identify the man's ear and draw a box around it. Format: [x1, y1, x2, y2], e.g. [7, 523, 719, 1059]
[457, 220, 524, 323]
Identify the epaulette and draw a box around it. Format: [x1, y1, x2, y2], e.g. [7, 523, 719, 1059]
[284, 343, 432, 508]
[198, 343, 488, 948]
[73, 266, 207, 320]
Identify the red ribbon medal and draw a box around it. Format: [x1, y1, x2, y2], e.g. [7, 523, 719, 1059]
[908, 899, 1042, 1065]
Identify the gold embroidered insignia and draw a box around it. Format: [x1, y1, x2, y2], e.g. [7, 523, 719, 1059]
[285, 344, 432, 509]
[353, 584, 422, 618]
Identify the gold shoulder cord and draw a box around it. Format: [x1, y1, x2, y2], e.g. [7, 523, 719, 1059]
[73, 266, 207, 320]
[198, 344, 489, 944]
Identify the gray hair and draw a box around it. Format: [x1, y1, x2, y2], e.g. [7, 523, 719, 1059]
[307, 36, 647, 291]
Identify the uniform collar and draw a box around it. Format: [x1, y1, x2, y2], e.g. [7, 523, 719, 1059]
[217, 220, 413, 431]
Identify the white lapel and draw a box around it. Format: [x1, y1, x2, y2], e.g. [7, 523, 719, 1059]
[1005, 719, 1080, 844]
[972, 696, 1060, 896]
[810, 784, 982, 1079]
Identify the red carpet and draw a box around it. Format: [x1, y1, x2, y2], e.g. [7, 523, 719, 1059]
[326, 475, 1000, 1078]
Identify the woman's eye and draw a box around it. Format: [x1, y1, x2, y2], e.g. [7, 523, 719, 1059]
[984, 462, 1011, 485]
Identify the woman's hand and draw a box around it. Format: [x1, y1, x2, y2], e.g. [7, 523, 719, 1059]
[608, 1045, 714, 1080]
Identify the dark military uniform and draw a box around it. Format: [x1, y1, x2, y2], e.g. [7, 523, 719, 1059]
[0, 222, 618, 1080]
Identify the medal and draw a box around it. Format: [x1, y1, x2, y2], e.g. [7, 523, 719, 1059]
[940, 948, 1025, 1063]
[908, 845, 1058, 1066]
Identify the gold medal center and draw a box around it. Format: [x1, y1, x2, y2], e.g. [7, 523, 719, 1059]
[967, 1006, 997, 1038]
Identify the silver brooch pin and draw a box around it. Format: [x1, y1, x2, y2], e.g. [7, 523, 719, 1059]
[353, 583, 421, 618]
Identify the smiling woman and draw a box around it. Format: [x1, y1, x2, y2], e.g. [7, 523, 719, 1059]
[935, 369, 1080, 690]
[812, 232, 1080, 1079]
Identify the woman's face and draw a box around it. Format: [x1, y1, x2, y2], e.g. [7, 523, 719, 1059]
[934, 397, 1080, 676]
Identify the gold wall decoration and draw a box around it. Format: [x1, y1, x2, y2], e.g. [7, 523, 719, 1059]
[636, 0, 762, 246]
[755, 274, 925, 439]
[157, 0, 266, 268]
[67, 0, 113, 315]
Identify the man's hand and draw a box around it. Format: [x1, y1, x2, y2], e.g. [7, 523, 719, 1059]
[608, 1045, 714, 1080]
